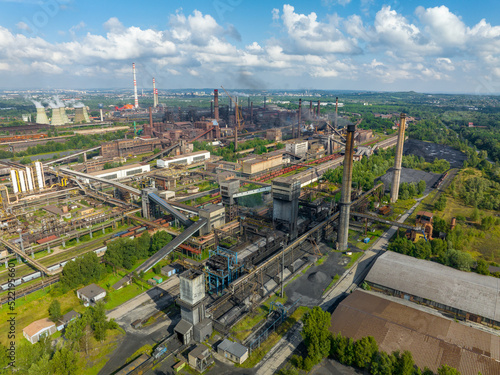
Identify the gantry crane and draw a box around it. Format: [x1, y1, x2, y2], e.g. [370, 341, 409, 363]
[220, 85, 244, 131]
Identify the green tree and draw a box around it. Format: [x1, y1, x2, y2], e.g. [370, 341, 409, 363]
[388, 237, 415, 257]
[437, 365, 461, 375]
[151, 231, 172, 254]
[433, 217, 448, 234]
[20, 156, 32, 165]
[301, 307, 332, 365]
[430, 239, 447, 257]
[417, 180, 426, 195]
[27, 354, 51, 375]
[413, 239, 431, 260]
[51, 347, 78, 375]
[435, 195, 447, 211]
[475, 259, 490, 275]
[353, 336, 378, 369]
[48, 300, 62, 322]
[394, 350, 415, 375]
[370, 351, 394, 375]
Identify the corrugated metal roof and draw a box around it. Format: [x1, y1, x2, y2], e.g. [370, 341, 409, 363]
[365, 251, 500, 322]
[330, 290, 500, 375]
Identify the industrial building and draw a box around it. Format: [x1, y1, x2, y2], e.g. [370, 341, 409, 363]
[23, 318, 57, 344]
[330, 290, 500, 375]
[10, 161, 46, 194]
[101, 137, 163, 158]
[285, 140, 308, 158]
[156, 151, 210, 169]
[84, 163, 150, 183]
[365, 251, 500, 326]
[240, 153, 283, 176]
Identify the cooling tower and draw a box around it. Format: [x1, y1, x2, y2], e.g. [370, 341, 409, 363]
[51, 107, 65, 125]
[74, 107, 90, 123]
[35, 107, 49, 124]
[59, 107, 69, 124]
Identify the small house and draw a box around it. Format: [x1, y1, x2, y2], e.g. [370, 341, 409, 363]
[217, 339, 249, 364]
[161, 265, 177, 278]
[188, 344, 213, 372]
[112, 275, 131, 291]
[23, 318, 56, 344]
[56, 310, 80, 331]
[77, 283, 106, 306]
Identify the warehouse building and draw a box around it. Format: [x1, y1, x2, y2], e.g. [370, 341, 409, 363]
[365, 251, 500, 327]
[240, 153, 283, 176]
[157, 151, 210, 169]
[85, 163, 150, 183]
[330, 290, 500, 375]
[285, 140, 308, 158]
[101, 137, 162, 158]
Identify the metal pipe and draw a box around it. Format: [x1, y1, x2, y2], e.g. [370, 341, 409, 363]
[338, 124, 356, 251]
[390, 113, 407, 202]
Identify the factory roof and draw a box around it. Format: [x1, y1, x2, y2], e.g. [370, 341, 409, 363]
[23, 318, 55, 338]
[331, 290, 500, 375]
[77, 283, 106, 299]
[175, 319, 193, 335]
[88, 163, 147, 176]
[160, 150, 209, 161]
[366, 251, 500, 322]
[218, 339, 248, 358]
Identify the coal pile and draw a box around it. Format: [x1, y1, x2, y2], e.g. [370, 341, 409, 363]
[404, 139, 466, 168]
[378, 167, 441, 194]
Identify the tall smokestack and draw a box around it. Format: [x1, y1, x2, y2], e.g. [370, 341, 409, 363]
[338, 124, 356, 251]
[264, 96, 267, 109]
[309, 101, 313, 116]
[149, 106, 153, 128]
[390, 113, 407, 203]
[297, 98, 302, 138]
[234, 128, 238, 151]
[133, 63, 139, 109]
[335, 97, 338, 128]
[153, 78, 157, 108]
[214, 89, 219, 122]
[317, 100, 321, 118]
[248, 97, 250, 109]
[250, 102, 253, 123]
[210, 101, 213, 118]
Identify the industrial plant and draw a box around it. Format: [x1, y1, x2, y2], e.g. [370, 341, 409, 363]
[0, 66, 490, 375]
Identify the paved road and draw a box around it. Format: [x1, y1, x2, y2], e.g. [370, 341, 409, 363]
[256, 196, 428, 375]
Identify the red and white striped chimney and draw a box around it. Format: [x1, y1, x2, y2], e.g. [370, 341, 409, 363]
[153, 78, 157, 108]
[133, 63, 139, 109]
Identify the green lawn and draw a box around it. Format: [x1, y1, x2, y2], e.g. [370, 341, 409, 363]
[322, 274, 340, 295]
[344, 252, 363, 269]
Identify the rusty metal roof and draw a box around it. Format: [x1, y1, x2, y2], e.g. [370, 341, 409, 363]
[330, 290, 500, 375]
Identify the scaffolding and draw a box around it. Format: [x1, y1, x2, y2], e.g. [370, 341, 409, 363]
[205, 246, 244, 295]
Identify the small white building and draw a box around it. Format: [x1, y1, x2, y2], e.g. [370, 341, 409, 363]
[23, 318, 56, 344]
[285, 141, 308, 158]
[77, 283, 107, 306]
[156, 151, 210, 169]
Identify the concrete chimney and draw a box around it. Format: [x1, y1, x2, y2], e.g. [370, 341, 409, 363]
[335, 97, 338, 128]
[250, 102, 253, 123]
[234, 128, 238, 151]
[338, 124, 356, 251]
[59, 107, 69, 124]
[210, 101, 213, 118]
[153, 78, 157, 108]
[309, 101, 313, 116]
[35, 107, 49, 124]
[390, 113, 407, 203]
[133, 63, 139, 109]
[214, 89, 219, 122]
[317, 100, 321, 118]
[297, 98, 302, 138]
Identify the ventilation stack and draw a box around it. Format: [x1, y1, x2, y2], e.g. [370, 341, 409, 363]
[337, 124, 356, 251]
[74, 107, 90, 123]
[214, 89, 219, 122]
[335, 97, 339, 128]
[51, 107, 64, 125]
[59, 107, 69, 124]
[390, 113, 407, 203]
[35, 107, 49, 124]
[133, 62, 139, 109]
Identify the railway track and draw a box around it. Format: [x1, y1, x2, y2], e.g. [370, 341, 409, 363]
[0, 275, 60, 304]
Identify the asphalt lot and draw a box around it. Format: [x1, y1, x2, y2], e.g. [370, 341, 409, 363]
[404, 139, 466, 168]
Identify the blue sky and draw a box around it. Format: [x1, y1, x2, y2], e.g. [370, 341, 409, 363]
[1, 0, 500, 93]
